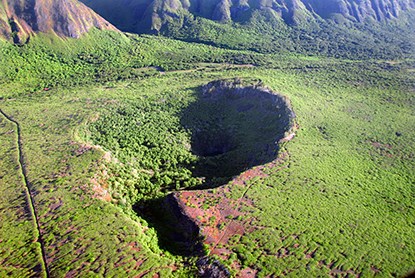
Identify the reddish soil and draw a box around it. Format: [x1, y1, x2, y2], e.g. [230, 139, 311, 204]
[172, 149, 292, 274]
[90, 177, 112, 202]
[237, 267, 257, 278]
[73, 144, 93, 156]
[86, 161, 112, 202]
[369, 140, 394, 158]
[371, 142, 392, 149]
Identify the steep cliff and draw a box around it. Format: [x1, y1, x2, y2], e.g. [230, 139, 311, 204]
[302, 0, 415, 22]
[80, 0, 415, 32]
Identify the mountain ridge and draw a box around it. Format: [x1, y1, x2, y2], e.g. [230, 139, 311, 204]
[0, 0, 413, 57]
[79, 0, 415, 33]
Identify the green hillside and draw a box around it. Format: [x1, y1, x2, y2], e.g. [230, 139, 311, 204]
[1, 28, 414, 276]
[79, 0, 415, 59]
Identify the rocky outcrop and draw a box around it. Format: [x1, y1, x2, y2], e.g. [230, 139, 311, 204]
[0, 0, 117, 44]
[197, 257, 231, 278]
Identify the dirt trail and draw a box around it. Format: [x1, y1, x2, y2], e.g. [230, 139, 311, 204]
[0, 109, 50, 278]
[134, 63, 256, 75]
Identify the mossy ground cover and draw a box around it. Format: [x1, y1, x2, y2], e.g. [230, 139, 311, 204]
[0, 31, 414, 277]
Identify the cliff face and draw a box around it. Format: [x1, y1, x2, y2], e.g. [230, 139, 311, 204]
[79, 0, 415, 32]
[301, 0, 415, 22]
[160, 0, 415, 24]
[3, 0, 411, 42]
[0, 2, 10, 40]
[0, 0, 117, 44]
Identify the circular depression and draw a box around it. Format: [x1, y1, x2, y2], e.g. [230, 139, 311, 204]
[181, 79, 296, 186]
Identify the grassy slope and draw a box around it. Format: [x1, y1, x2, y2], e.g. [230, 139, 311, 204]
[0, 30, 273, 98]
[0, 31, 414, 276]
[164, 10, 415, 60]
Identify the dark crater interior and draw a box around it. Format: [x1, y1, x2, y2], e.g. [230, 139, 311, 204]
[192, 129, 236, 157]
[181, 79, 295, 188]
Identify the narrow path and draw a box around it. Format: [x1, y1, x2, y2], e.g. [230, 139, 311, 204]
[134, 63, 257, 75]
[0, 109, 50, 278]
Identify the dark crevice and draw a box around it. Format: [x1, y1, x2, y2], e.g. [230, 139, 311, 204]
[134, 195, 204, 257]
[8, 18, 22, 44]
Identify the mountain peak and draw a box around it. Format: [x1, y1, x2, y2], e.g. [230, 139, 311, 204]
[0, 0, 118, 44]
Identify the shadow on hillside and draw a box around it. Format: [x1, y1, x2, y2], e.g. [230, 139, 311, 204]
[134, 196, 205, 257]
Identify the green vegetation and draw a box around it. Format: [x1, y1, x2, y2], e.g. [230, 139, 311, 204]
[0, 30, 275, 98]
[162, 10, 415, 60]
[0, 111, 44, 277]
[85, 89, 202, 205]
[0, 28, 414, 277]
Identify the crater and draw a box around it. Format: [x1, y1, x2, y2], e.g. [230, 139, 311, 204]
[181, 78, 296, 187]
[135, 79, 296, 257]
[88, 78, 296, 258]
